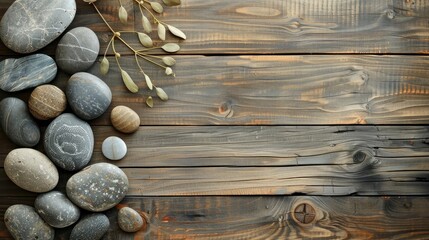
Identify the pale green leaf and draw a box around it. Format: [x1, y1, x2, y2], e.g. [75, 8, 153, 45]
[162, 0, 181, 6]
[158, 23, 166, 41]
[150, 2, 164, 13]
[137, 32, 153, 48]
[100, 57, 109, 75]
[142, 14, 152, 33]
[146, 96, 154, 108]
[121, 70, 139, 93]
[156, 87, 168, 101]
[162, 56, 176, 66]
[165, 67, 173, 75]
[144, 74, 153, 90]
[167, 25, 186, 40]
[161, 43, 180, 53]
[119, 6, 128, 24]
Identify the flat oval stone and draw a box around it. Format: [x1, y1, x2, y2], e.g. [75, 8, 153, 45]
[35, 191, 80, 228]
[0, 54, 57, 92]
[4, 204, 54, 240]
[44, 113, 94, 171]
[111, 105, 140, 133]
[0, 97, 40, 147]
[102, 136, 127, 160]
[67, 72, 112, 120]
[4, 148, 59, 193]
[118, 207, 144, 232]
[56, 27, 100, 74]
[70, 213, 109, 240]
[29, 84, 67, 120]
[67, 163, 129, 212]
[0, 0, 76, 53]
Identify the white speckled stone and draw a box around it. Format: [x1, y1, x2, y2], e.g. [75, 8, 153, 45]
[102, 136, 127, 160]
[0, 0, 76, 53]
[66, 163, 129, 212]
[4, 204, 54, 240]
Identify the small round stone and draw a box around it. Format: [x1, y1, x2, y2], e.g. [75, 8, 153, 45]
[67, 163, 129, 212]
[67, 72, 112, 120]
[102, 136, 127, 160]
[44, 113, 94, 171]
[4, 204, 54, 240]
[35, 191, 80, 228]
[118, 207, 144, 232]
[0, 97, 40, 147]
[111, 106, 140, 133]
[70, 213, 110, 240]
[4, 148, 59, 193]
[28, 84, 67, 120]
[56, 27, 100, 74]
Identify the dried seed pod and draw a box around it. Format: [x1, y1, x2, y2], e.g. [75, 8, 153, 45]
[155, 87, 168, 101]
[137, 32, 153, 48]
[144, 74, 153, 90]
[111, 106, 140, 133]
[120, 70, 139, 93]
[100, 57, 109, 75]
[146, 96, 153, 108]
[161, 43, 180, 53]
[162, 56, 176, 66]
[165, 67, 173, 76]
[158, 23, 166, 41]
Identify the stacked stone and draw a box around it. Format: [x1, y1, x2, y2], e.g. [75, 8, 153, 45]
[0, 0, 144, 238]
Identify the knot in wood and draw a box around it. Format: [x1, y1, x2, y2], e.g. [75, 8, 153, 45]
[293, 203, 316, 224]
[353, 151, 368, 163]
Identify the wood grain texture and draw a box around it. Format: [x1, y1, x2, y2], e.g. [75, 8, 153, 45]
[1, 0, 428, 55]
[0, 55, 425, 125]
[1, 196, 429, 239]
[1, 126, 428, 196]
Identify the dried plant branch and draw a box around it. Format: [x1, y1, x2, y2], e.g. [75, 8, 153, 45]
[88, 0, 186, 107]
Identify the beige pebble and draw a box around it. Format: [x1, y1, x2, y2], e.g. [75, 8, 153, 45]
[28, 84, 67, 120]
[111, 106, 140, 133]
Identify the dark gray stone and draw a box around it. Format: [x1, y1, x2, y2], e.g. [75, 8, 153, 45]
[0, 97, 40, 147]
[44, 113, 94, 171]
[4, 204, 54, 240]
[67, 163, 129, 212]
[0, 54, 57, 92]
[66, 72, 112, 120]
[118, 207, 144, 232]
[4, 148, 59, 193]
[56, 27, 100, 74]
[35, 191, 80, 228]
[0, 0, 76, 53]
[70, 213, 109, 240]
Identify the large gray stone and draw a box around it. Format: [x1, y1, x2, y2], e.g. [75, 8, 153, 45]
[0, 54, 57, 92]
[67, 163, 129, 212]
[35, 191, 80, 228]
[70, 213, 110, 240]
[44, 113, 94, 171]
[0, 0, 76, 53]
[0, 97, 40, 147]
[56, 27, 100, 74]
[67, 72, 112, 120]
[4, 204, 54, 240]
[4, 148, 59, 193]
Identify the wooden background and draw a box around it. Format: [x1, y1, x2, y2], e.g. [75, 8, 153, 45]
[1, 0, 429, 239]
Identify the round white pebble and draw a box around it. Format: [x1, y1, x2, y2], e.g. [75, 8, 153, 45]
[102, 136, 127, 160]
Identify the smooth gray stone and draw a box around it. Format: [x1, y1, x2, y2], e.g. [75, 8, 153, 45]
[67, 72, 112, 120]
[118, 207, 144, 232]
[44, 113, 94, 171]
[0, 0, 76, 53]
[4, 148, 59, 193]
[0, 54, 57, 92]
[102, 136, 127, 160]
[4, 204, 54, 240]
[70, 213, 109, 240]
[56, 27, 100, 74]
[67, 163, 129, 212]
[0, 97, 40, 147]
[35, 191, 80, 228]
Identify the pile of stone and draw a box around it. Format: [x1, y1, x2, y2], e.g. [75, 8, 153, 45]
[0, 0, 144, 239]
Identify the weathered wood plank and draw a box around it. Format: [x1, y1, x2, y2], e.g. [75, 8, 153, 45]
[0, 55, 425, 125]
[1, 0, 428, 55]
[1, 196, 429, 239]
[1, 126, 428, 196]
